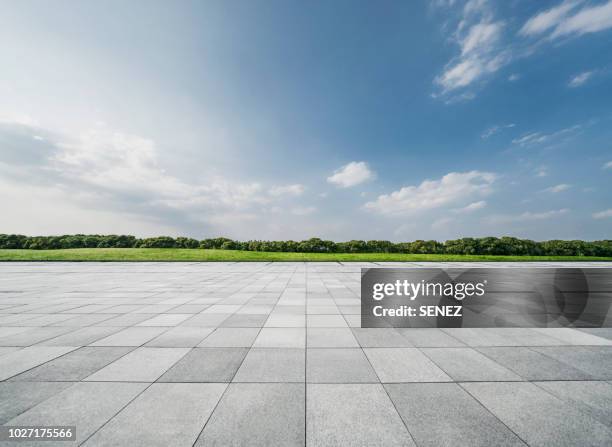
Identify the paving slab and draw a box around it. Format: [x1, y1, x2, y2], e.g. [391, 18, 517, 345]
[90, 327, 168, 347]
[253, 328, 306, 348]
[196, 383, 305, 446]
[477, 347, 595, 380]
[307, 348, 378, 383]
[233, 348, 305, 382]
[0, 381, 73, 424]
[396, 328, 466, 347]
[85, 347, 189, 382]
[198, 328, 259, 347]
[9, 347, 133, 382]
[306, 328, 359, 348]
[422, 348, 522, 382]
[306, 384, 415, 446]
[385, 383, 526, 447]
[462, 381, 612, 447]
[534, 381, 612, 428]
[158, 348, 248, 382]
[83, 383, 226, 447]
[531, 346, 612, 380]
[4, 381, 148, 446]
[146, 327, 214, 347]
[0, 346, 77, 381]
[364, 348, 451, 383]
[352, 328, 413, 347]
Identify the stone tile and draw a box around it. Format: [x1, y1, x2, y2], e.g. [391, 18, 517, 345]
[6, 382, 148, 445]
[94, 313, 158, 327]
[196, 383, 305, 447]
[10, 347, 133, 382]
[219, 314, 268, 327]
[158, 348, 248, 382]
[352, 328, 413, 347]
[364, 348, 451, 383]
[182, 313, 231, 327]
[146, 327, 214, 347]
[198, 328, 259, 347]
[307, 328, 359, 348]
[307, 315, 347, 328]
[463, 381, 612, 447]
[397, 328, 466, 347]
[477, 347, 595, 380]
[0, 327, 73, 346]
[533, 328, 612, 346]
[531, 346, 612, 380]
[264, 314, 305, 327]
[307, 384, 414, 446]
[386, 383, 526, 447]
[136, 314, 192, 327]
[253, 328, 306, 348]
[0, 381, 73, 424]
[234, 348, 305, 382]
[90, 327, 167, 346]
[85, 347, 189, 382]
[83, 383, 226, 447]
[0, 346, 77, 381]
[307, 348, 378, 383]
[38, 326, 122, 347]
[535, 381, 612, 428]
[421, 348, 522, 382]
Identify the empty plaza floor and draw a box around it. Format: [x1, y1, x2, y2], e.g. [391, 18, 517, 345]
[0, 261, 611, 447]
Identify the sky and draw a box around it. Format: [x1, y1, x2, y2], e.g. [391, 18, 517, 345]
[1, 0, 611, 241]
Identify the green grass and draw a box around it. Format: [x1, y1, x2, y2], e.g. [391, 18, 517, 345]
[0, 248, 611, 262]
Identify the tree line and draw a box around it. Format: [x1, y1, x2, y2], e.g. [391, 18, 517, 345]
[0, 234, 610, 256]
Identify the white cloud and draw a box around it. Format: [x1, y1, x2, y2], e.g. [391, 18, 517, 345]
[520, 0, 612, 40]
[268, 184, 305, 197]
[508, 73, 520, 81]
[453, 200, 487, 213]
[364, 171, 495, 216]
[520, 0, 583, 36]
[535, 167, 549, 177]
[327, 161, 375, 188]
[552, 0, 612, 38]
[593, 209, 612, 219]
[543, 183, 571, 193]
[568, 71, 593, 87]
[511, 125, 581, 147]
[481, 123, 515, 139]
[603, 161, 612, 169]
[432, 217, 455, 229]
[488, 208, 569, 223]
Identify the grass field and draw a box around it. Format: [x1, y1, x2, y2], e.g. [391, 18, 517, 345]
[0, 248, 611, 262]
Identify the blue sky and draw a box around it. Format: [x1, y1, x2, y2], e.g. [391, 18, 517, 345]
[1, 0, 611, 241]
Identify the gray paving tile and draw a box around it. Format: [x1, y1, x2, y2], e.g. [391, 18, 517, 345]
[477, 347, 596, 380]
[0, 381, 73, 424]
[307, 315, 347, 327]
[9, 347, 134, 382]
[0, 327, 73, 346]
[422, 348, 522, 382]
[196, 383, 305, 446]
[219, 314, 268, 327]
[38, 326, 122, 347]
[307, 328, 359, 348]
[198, 328, 259, 347]
[158, 348, 248, 382]
[533, 328, 612, 346]
[352, 328, 413, 347]
[5, 382, 148, 445]
[307, 348, 378, 383]
[83, 383, 226, 447]
[90, 327, 168, 347]
[397, 328, 466, 347]
[136, 314, 192, 327]
[535, 381, 612, 428]
[462, 382, 612, 447]
[307, 384, 414, 446]
[145, 327, 214, 347]
[253, 328, 305, 348]
[234, 348, 305, 382]
[531, 346, 612, 380]
[85, 347, 189, 382]
[0, 346, 77, 381]
[385, 383, 526, 447]
[364, 348, 451, 383]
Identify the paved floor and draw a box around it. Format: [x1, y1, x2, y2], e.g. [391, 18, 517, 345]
[0, 262, 611, 446]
